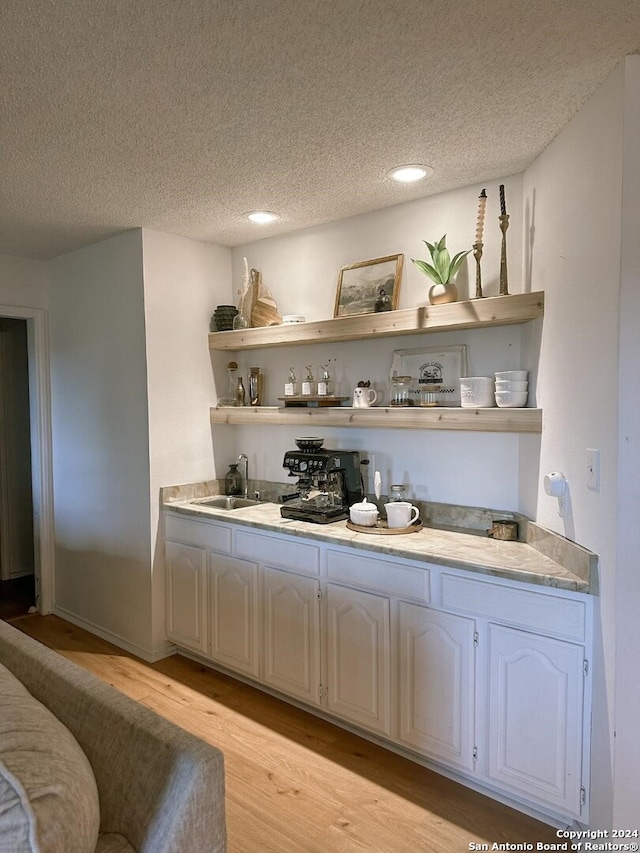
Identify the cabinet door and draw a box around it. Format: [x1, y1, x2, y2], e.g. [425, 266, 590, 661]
[487, 623, 585, 818]
[263, 567, 321, 705]
[209, 554, 259, 677]
[327, 584, 391, 736]
[398, 601, 476, 771]
[166, 540, 208, 654]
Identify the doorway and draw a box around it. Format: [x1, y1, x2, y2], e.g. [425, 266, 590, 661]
[0, 305, 54, 618]
[0, 318, 35, 618]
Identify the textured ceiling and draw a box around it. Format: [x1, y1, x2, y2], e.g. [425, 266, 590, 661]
[1, 0, 639, 260]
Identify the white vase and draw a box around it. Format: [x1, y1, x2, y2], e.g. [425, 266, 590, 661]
[428, 281, 458, 305]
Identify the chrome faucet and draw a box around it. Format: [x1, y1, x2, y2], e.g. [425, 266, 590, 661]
[237, 453, 249, 499]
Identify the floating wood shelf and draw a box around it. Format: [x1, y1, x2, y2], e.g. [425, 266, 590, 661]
[210, 405, 542, 434]
[208, 292, 544, 351]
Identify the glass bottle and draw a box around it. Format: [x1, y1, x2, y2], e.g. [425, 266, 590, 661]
[236, 376, 246, 406]
[219, 361, 238, 406]
[302, 365, 315, 396]
[224, 463, 243, 496]
[284, 367, 298, 397]
[232, 311, 249, 330]
[317, 364, 334, 397]
[248, 367, 263, 406]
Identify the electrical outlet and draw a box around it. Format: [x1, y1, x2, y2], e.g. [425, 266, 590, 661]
[586, 448, 600, 492]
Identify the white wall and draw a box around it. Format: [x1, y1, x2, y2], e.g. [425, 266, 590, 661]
[141, 229, 231, 650]
[523, 61, 629, 827]
[613, 57, 640, 827]
[48, 230, 155, 656]
[225, 177, 537, 512]
[0, 254, 48, 308]
[47, 228, 232, 658]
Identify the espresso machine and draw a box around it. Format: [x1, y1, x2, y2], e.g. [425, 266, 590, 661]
[280, 439, 363, 523]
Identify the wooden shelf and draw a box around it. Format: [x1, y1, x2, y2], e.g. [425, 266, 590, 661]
[208, 291, 544, 351]
[210, 405, 542, 434]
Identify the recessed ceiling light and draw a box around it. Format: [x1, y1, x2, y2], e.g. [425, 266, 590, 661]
[246, 211, 280, 224]
[387, 164, 434, 183]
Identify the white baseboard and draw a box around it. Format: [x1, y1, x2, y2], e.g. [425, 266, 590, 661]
[52, 606, 177, 663]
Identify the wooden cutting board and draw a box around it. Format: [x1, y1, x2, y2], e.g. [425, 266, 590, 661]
[245, 269, 282, 327]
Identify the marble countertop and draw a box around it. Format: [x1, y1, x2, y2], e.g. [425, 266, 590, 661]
[163, 492, 596, 594]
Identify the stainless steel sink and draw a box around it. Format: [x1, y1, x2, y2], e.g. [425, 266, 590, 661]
[193, 496, 262, 510]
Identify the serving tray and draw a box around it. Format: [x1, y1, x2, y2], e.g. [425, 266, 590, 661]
[346, 520, 423, 535]
[277, 396, 349, 408]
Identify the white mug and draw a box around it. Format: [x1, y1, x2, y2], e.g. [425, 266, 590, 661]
[385, 501, 419, 528]
[353, 387, 378, 408]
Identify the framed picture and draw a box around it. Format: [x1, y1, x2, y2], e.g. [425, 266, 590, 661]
[389, 344, 468, 406]
[334, 254, 403, 318]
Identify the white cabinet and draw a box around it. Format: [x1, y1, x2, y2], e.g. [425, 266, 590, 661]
[486, 623, 585, 818]
[262, 567, 321, 705]
[166, 540, 208, 654]
[398, 601, 476, 772]
[327, 584, 391, 737]
[164, 513, 592, 825]
[209, 553, 259, 677]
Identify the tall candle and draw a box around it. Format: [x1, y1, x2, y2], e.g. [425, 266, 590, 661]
[499, 184, 506, 216]
[475, 189, 487, 243]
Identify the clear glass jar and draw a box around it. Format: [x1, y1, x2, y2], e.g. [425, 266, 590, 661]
[419, 384, 440, 407]
[389, 375, 413, 406]
[389, 484, 407, 502]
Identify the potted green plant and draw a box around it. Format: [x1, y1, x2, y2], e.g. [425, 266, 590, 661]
[412, 234, 471, 304]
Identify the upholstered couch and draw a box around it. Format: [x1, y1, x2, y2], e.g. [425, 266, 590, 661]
[0, 619, 227, 853]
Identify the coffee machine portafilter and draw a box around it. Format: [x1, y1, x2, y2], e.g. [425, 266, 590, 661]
[280, 448, 363, 523]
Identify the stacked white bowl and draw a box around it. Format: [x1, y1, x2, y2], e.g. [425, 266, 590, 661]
[495, 371, 528, 407]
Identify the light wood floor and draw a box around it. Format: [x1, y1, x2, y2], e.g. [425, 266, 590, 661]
[9, 614, 559, 853]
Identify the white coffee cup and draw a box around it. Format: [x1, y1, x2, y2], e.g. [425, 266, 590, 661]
[385, 501, 419, 528]
[353, 387, 378, 407]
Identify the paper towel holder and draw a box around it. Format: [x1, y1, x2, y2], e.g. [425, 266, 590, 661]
[544, 472, 568, 515]
[544, 471, 567, 497]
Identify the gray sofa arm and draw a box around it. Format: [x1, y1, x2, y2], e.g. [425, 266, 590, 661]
[0, 620, 226, 853]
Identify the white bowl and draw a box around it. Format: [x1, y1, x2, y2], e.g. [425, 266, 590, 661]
[349, 499, 379, 527]
[460, 377, 496, 408]
[495, 380, 528, 392]
[495, 390, 529, 408]
[282, 314, 306, 324]
[495, 370, 528, 381]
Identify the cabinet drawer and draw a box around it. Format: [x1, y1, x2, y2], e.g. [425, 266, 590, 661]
[327, 549, 430, 601]
[165, 512, 231, 554]
[441, 574, 586, 641]
[234, 529, 320, 575]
